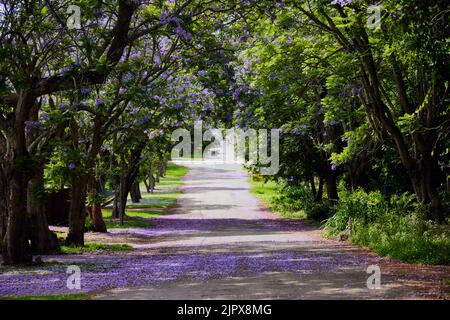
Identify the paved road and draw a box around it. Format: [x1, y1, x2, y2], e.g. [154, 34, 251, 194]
[95, 163, 449, 300]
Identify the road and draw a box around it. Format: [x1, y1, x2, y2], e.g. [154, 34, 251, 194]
[94, 162, 449, 300]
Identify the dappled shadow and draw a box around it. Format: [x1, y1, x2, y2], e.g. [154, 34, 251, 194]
[3, 239, 449, 299]
[150, 217, 316, 233]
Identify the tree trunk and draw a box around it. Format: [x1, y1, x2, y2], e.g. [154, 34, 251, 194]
[112, 191, 120, 219]
[143, 179, 150, 193]
[325, 173, 339, 205]
[88, 179, 107, 233]
[148, 157, 155, 193]
[3, 171, 32, 264]
[66, 175, 88, 246]
[149, 174, 155, 193]
[90, 203, 107, 233]
[130, 181, 141, 203]
[2, 92, 34, 264]
[309, 176, 317, 198]
[118, 174, 129, 226]
[411, 159, 445, 222]
[28, 167, 60, 254]
[0, 168, 7, 254]
[314, 177, 324, 203]
[157, 160, 164, 179]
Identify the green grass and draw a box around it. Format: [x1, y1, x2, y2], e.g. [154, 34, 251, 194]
[125, 192, 181, 209]
[249, 177, 279, 204]
[139, 163, 188, 189]
[248, 176, 308, 220]
[158, 163, 188, 186]
[61, 242, 133, 254]
[349, 218, 450, 265]
[103, 208, 162, 219]
[103, 162, 187, 228]
[104, 218, 152, 229]
[0, 294, 90, 300]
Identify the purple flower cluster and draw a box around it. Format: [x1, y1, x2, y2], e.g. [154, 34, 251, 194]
[331, 0, 353, 6]
[24, 120, 44, 131]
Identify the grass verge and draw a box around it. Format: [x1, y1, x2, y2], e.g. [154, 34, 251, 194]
[102, 162, 187, 227]
[249, 176, 308, 220]
[61, 243, 133, 254]
[0, 294, 90, 300]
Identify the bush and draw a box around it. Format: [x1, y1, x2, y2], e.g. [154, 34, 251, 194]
[324, 189, 387, 235]
[324, 189, 450, 265]
[351, 211, 450, 265]
[271, 184, 332, 222]
[271, 184, 313, 212]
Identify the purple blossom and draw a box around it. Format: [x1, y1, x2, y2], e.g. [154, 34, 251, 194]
[24, 120, 44, 131]
[129, 52, 141, 59]
[59, 103, 68, 111]
[68, 162, 76, 170]
[328, 120, 339, 126]
[331, 164, 337, 171]
[95, 98, 104, 106]
[331, 0, 352, 6]
[175, 26, 192, 41]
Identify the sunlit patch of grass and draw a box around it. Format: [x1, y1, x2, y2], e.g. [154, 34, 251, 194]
[60, 242, 133, 254]
[0, 293, 90, 300]
[249, 176, 308, 220]
[103, 209, 162, 219]
[102, 209, 159, 229]
[248, 176, 279, 205]
[104, 217, 153, 229]
[101, 163, 187, 229]
[158, 163, 188, 186]
[350, 221, 450, 265]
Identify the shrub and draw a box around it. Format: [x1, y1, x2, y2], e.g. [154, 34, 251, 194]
[271, 184, 313, 212]
[271, 184, 332, 222]
[324, 189, 450, 265]
[351, 211, 450, 265]
[324, 189, 387, 235]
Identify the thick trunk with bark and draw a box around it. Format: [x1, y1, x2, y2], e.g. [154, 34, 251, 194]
[66, 175, 88, 246]
[3, 172, 32, 264]
[118, 174, 129, 225]
[325, 173, 339, 205]
[130, 181, 141, 203]
[0, 168, 7, 253]
[88, 179, 107, 233]
[2, 92, 35, 264]
[90, 203, 107, 233]
[410, 158, 445, 222]
[28, 168, 60, 254]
